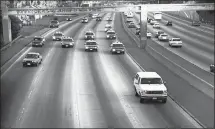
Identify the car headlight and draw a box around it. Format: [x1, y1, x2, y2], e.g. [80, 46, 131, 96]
[122, 49, 124, 51]
[112, 49, 115, 51]
[141, 90, 147, 95]
[85, 36, 87, 38]
[107, 35, 109, 37]
[32, 60, 37, 63]
[70, 43, 73, 45]
[163, 90, 167, 95]
[53, 36, 56, 39]
[86, 46, 88, 49]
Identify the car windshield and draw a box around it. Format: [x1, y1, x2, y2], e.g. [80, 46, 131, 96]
[112, 44, 124, 47]
[33, 38, 42, 41]
[172, 38, 181, 41]
[25, 54, 38, 59]
[141, 78, 163, 84]
[54, 33, 63, 36]
[86, 32, 94, 35]
[86, 42, 96, 45]
[107, 32, 115, 34]
[63, 38, 73, 41]
[51, 21, 58, 23]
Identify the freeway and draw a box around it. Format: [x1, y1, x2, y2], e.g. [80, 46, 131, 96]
[121, 12, 214, 127]
[133, 12, 214, 75]
[0, 13, 213, 128]
[131, 12, 214, 96]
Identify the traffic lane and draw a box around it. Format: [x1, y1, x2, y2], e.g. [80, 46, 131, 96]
[96, 14, 201, 128]
[147, 24, 214, 72]
[1, 16, 87, 128]
[161, 12, 215, 36]
[69, 12, 132, 128]
[148, 13, 214, 46]
[115, 13, 214, 127]
[16, 13, 107, 128]
[132, 14, 214, 83]
[136, 13, 214, 62]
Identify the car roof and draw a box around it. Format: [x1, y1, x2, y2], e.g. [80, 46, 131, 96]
[137, 72, 161, 78]
[107, 30, 115, 32]
[112, 41, 123, 44]
[27, 52, 40, 55]
[55, 31, 62, 33]
[86, 40, 96, 42]
[86, 30, 94, 33]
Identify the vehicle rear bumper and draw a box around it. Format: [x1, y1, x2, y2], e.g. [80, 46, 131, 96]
[140, 95, 167, 100]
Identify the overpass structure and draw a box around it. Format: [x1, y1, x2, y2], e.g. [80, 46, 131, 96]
[1, 1, 214, 48]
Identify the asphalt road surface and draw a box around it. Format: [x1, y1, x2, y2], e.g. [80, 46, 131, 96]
[1, 13, 213, 128]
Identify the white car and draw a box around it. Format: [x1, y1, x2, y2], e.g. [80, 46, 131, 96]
[22, 52, 42, 67]
[169, 38, 183, 47]
[153, 23, 160, 29]
[133, 72, 167, 103]
[147, 32, 152, 38]
[52, 32, 64, 41]
[158, 34, 169, 41]
[92, 14, 98, 19]
[61, 37, 74, 48]
[105, 24, 112, 32]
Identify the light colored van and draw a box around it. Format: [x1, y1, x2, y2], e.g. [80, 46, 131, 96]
[133, 72, 167, 103]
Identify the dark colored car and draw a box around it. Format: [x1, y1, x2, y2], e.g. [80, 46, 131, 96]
[49, 20, 59, 28]
[192, 21, 201, 26]
[66, 17, 72, 21]
[147, 18, 153, 23]
[22, 52, 42, 67]
[210, 64, 214, 73]
[32, 36, 45, 47]
[96, 17, 102, 21]
[166, 21, 172, 26]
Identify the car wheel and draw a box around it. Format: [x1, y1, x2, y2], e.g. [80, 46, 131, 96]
[62, 46, 64, 48]
[162, 99, 167, 103]
[140, 98, 144, 103]
[180, 46, 182, 48]
[23, 64, 25, 67]
[122, 52, 125, 54]
[35, 63, 38, 67]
